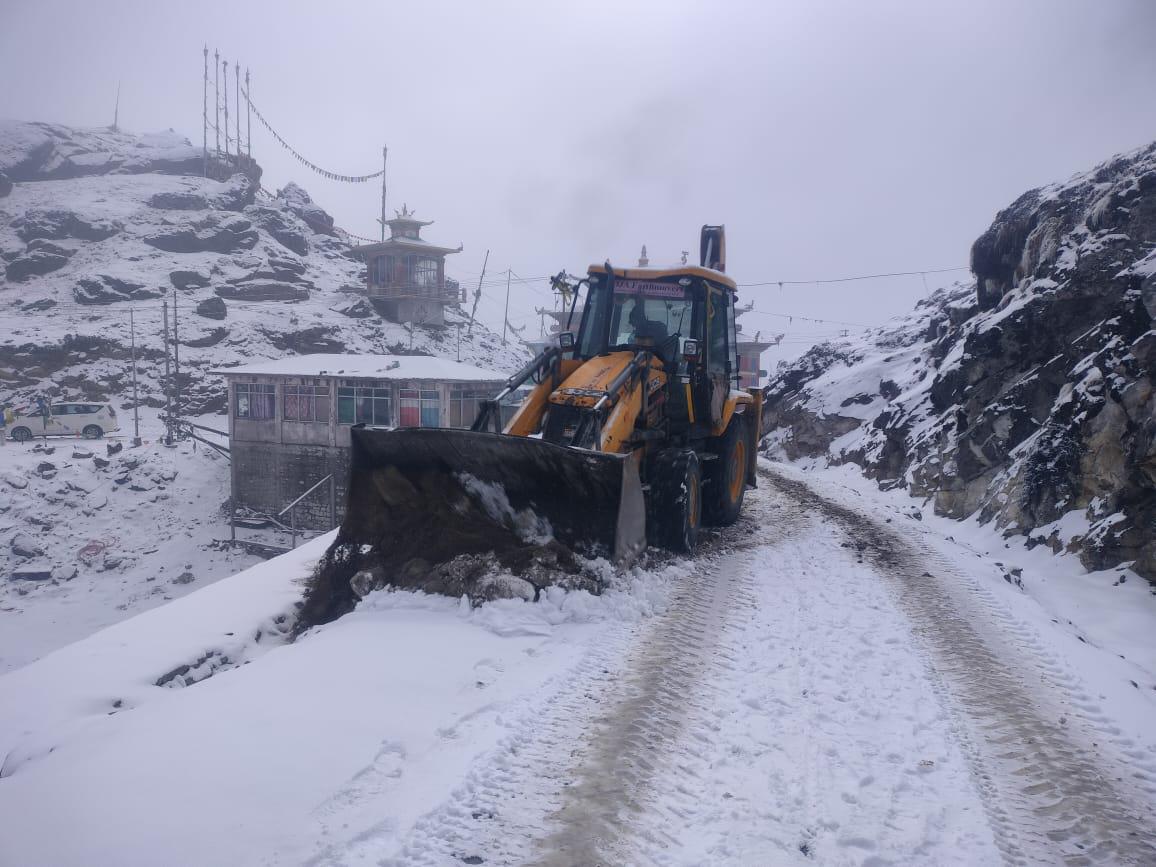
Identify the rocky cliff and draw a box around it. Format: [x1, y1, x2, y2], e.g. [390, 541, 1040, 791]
[0, 120, 528, 414]
[762, 141, 1156, 581]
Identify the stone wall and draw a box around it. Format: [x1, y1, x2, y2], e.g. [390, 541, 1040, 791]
[231, 441, 350, 530]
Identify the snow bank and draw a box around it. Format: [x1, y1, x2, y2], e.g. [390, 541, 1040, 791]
[0, 535, 686, 866]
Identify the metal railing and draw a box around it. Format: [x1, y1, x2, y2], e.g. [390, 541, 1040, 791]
[277, 473, 336, 549]
[229, 472, 337, 554]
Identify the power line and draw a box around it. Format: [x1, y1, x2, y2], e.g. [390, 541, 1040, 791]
[746, 308, 878, 329]
[737, 266, 968, 288]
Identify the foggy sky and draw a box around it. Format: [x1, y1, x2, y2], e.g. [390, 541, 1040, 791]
[2, 0, 1153, 365]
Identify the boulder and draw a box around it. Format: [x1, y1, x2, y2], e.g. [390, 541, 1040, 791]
[21, 298, 56, 312]
[267, 255, 307, 278]
[215, 282, 309, 302]
[243, 205, 309, 255]
[74, 275, 162, 305]
[0, 170, 11, 198]
[13, 208, 121, 242]
[11, 533, 45, 559]
[170, 269, 210, 290]
[5, 251, 69, 282]
[339, 298, 376, 319]
[147, 190, 209, 210]
[212, 173, 256, 211]
[181, 327, 229, 348]
[195, 295, 228, 320]
[276, 182, 335, 235]
[263, 325, 346, 354]
[143, 213, 258, 254]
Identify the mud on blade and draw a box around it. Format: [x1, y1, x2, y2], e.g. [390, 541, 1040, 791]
[342, 426, 646, 564]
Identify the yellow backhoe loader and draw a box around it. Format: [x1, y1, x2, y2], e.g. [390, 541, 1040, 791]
[336, 225, 761, 574]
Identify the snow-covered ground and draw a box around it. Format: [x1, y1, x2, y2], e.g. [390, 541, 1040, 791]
[0, 409, 277, 674]
[2, 460, 1153, 865]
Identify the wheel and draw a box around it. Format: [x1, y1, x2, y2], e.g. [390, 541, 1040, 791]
[82, 425, 104, 439]
[11, 426, 32, 443]
[647, 449, 702, 553]
[703, 415, 749, 526]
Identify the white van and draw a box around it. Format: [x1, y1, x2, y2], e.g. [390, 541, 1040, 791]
[7, 403, 120, 441]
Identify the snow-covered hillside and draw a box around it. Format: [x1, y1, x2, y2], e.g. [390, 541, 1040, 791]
[0, 120, 530, 670]
[0, 120, 529, 414]
[762, 140, 1156, 584]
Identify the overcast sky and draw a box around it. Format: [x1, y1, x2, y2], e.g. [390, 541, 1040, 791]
[2, 0, 1153, 365]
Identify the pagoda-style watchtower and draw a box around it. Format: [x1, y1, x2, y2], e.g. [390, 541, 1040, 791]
[354, 205, 462, 326]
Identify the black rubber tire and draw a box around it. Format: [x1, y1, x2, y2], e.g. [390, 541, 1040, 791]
[11, 426, 32, 443]
[703, 415, 748, 527]
[82, 425, 104, 439]
[647, 449, 702, 553]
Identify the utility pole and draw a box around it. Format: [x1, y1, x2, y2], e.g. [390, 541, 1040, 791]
[502, 269, 512, 346]
[467, 249, 489, 334]
[376, 145, 388, 242]
[455, 323, 462, 361]
[129, 308, 141, 446]
[172, 289, 181, 423]
[214, 49, 220, 160]
[162, 300, 173, 445]
[234, 61, 240, 168]
[222, 58, 230, 163]
[112, 81, 121, 132]
[245, 68, 251, 160]
[202, 47, 209, 177]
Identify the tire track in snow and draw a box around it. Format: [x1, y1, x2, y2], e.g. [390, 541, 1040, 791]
[530, 520, 765, 865]
[763, 466, 1156, 866]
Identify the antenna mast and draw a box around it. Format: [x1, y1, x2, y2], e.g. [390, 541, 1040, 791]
[202, 47, 209, 176]
[214, 49, 220, 159]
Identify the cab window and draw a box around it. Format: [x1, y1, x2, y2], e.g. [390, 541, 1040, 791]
[708, 290, 730, 374]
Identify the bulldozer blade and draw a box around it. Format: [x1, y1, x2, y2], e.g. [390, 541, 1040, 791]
[343, 426, 647, 565]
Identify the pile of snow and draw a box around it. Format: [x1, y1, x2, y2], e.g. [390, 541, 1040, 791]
[0, 532, 687, 866]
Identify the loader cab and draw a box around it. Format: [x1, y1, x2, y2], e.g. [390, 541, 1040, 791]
[577, 265, 740, 426]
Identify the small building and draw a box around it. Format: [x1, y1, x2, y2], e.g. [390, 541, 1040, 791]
[213, 354, 505, 529]
[353, 205, 463, 326]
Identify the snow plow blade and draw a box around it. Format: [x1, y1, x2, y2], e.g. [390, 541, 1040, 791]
[341, 426, 647, 564]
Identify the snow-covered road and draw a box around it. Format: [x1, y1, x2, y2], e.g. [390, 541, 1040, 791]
[3, 463, 1154, 866]
[324, 465, 1156, 865]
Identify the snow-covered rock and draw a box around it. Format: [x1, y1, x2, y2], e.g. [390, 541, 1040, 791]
[762, 140, 1156, 582]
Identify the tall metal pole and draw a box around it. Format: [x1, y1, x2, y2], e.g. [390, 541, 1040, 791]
[202, 47, 209, 177]
[214, 49, 220, 159]
[467, 249, 489, 334]
[222, 59, 230, 162]
[129, 308, 141, 446]
[502, 269, 512, 346]
[162, 300, 173, 445]
[245, 68, 251, 160]
[376, 146, 388, 242]
[172, 289, 181, 422]
[235, 61, 241, 167]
